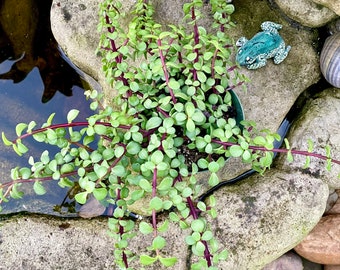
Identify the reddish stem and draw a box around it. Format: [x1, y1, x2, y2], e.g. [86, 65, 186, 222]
[11, 121, 148, 144]
[152, 167, 158, 234]
[212, 139, 340, 166]
[187, 196, 212, 267]
[116, 176, 129, 268]
[152, 167, 161, 256]
[191, 6, 199, 81]
[157, 39, 177, 104]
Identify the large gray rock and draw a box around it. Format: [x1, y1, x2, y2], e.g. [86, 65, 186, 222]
[277, 88, 340, 189]
[274, 0, 338, 27]
[200, 170, 329, 269]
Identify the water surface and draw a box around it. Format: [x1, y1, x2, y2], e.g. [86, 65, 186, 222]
[0, 0, 94, 216]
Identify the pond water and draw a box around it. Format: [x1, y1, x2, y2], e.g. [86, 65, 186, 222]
[0, 0, 94, 216]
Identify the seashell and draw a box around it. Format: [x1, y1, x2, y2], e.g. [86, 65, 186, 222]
[320, 32, 340, 88]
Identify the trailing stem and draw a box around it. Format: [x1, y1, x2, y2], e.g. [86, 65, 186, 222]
[9, 121, 149, 145]
[152, 167, 161, 255]
[212, 139, 340, 166]
[157, 39, 177, 104]
[191, 6, 199, 81]
[187, 196, 212, 266]
[116, 176, 129, 268]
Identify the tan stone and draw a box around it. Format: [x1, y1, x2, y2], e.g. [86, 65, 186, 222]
[274, 0, 337, 27]
[312, 0, 340, 16]
[294, 215, 340, 264]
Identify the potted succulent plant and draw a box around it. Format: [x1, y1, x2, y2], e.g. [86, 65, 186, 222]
[93, 0, 251, 266]
[3, 0, 331, 268]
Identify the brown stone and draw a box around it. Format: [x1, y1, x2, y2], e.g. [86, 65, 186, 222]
[324, 265, 340, 270]
[294, 215, 340, 264]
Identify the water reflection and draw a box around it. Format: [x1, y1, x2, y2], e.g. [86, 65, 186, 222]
[0, 0, 94, 216]
[0, 0, 83, 102]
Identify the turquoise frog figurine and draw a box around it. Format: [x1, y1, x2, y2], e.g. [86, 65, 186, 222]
[236, 21, 291, 69]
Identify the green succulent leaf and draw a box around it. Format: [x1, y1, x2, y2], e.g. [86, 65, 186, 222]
[27, 121, 37, 132]
[168, 79, 181, 90]
[191, 219, 205, 232]
[58, 177, 74, 188]
[94, 125, 107, 135]
[95, 165, 108, 179]
[45, 113, 55, 126]
[139, 221, 153, 234]
[93, 187, 107, 201]
[208, 172, 219, 186]
[157, 177, 173, 191]
[75, 191, 88, 204]
[185, 102, 195, 117]
[67, 109, 80, 123]
[157, 219, 169, 233]
[33, 181, 46, 195]
[139, 178, 152, 192]
[10, 183, 24, 199]
[140, 254, 157, 266]
[151, 150, 164, 164]
[15, 123, 27, 137]
[159, 256, 177, 267]
[16, 142, 28, 155]
[208, 161, 219, 173]
[2, 132, 13, 146]
[149, 196, 163, 211]
[32, 130, 46, 142]
[229, 145, 243, 157]
[185, 235, 196, 245]
[186, 118, 195, 132]
[152, 235, 166, 250]
[146, 117, 162, 130]
[126, 141, 141, 155]
[19, 167, 31, 179]
[186, 52, 197, 62]
[201, 230, 213, 241]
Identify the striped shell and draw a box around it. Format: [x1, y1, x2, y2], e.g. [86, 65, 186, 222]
[320, 33, 340, 88]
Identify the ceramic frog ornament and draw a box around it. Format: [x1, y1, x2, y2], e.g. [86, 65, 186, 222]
[236, 21, 291, 69]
